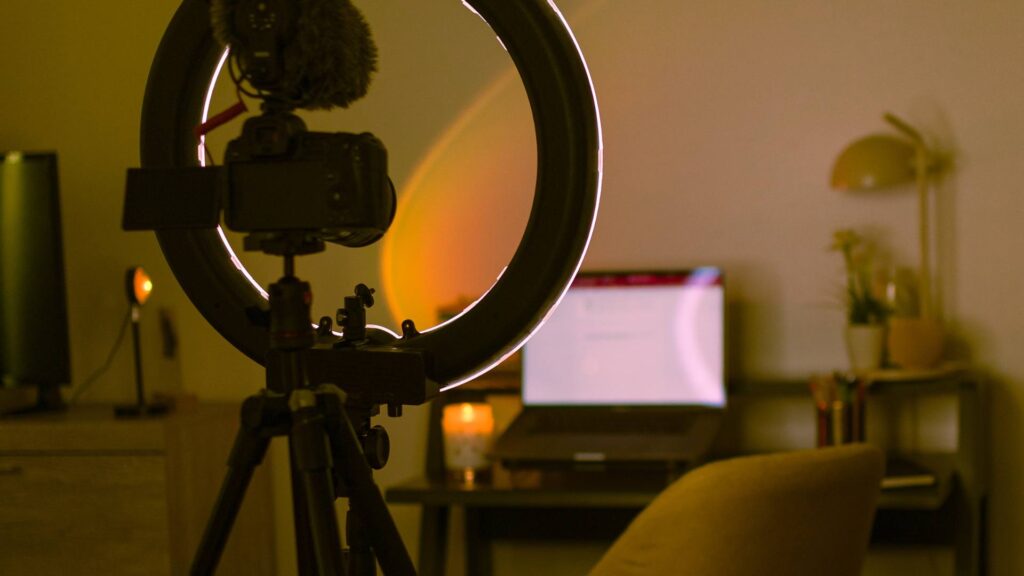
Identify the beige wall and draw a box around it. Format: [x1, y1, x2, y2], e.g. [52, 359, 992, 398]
[2, 1, 1022, 575]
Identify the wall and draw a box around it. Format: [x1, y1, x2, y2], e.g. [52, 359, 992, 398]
[373, 2, 1023, 574]
[1, 1, 1022, 575]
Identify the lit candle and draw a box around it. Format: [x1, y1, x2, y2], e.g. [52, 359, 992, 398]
[442, 402, 495, 484]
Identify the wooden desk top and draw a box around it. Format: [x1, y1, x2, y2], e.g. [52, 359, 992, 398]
[388, 452, 956, 512]
[388, 464, 682, 509]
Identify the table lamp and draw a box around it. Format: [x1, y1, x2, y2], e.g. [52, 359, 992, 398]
[831, 113, 950, 367]
[115, 266, 169, 417]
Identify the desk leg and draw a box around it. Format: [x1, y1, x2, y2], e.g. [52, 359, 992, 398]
[419, 505, 449, 576]
[465, 507, 493, 576]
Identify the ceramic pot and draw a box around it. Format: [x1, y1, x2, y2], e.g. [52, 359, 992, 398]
[887, 317, 944, 369]
[845, 324, 886, 372]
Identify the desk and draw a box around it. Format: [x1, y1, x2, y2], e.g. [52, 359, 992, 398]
[387, 371, 987, 576]
[388, 468, 669, 576]
[389, 456, 967, 576]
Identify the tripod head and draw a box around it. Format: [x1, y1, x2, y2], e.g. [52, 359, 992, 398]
[255, 251, 437, 415]
[257, 251, 410, 475]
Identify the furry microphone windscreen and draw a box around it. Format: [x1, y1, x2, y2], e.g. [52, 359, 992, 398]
[211, 0, 378, 110]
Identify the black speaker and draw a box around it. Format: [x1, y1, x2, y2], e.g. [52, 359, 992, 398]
[0, 151, 71, 410]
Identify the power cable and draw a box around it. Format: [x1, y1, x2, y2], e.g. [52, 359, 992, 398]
[68, 305, 132, 404]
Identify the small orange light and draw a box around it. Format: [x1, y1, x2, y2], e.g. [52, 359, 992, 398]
[127, 267, 153, 306]
[442, 402, 495, 436]
[441, 401, 495, 484]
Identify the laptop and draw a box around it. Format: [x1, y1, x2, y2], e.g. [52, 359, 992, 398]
[492, 268, 727, 469]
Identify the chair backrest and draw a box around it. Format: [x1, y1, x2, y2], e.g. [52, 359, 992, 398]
[588, 444, 885, 576]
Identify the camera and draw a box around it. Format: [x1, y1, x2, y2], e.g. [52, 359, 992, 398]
[122, 111, 395, 250]
[223, 112, 395, 248]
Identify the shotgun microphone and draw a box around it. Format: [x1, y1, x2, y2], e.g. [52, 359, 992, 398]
[210, 0, 378, 110]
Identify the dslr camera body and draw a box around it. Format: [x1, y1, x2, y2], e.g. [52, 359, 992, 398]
[223, 112, 395, 248]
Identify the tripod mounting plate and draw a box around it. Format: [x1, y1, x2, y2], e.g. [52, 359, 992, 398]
[299, 346, 438, 407]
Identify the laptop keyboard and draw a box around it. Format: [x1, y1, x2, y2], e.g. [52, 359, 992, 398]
[529, 411, 697, 435]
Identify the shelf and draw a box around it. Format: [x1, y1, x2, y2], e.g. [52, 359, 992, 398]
[878, 453, 955, 511]
[388, 476, 659, 509]
[864, 363, 969, 384]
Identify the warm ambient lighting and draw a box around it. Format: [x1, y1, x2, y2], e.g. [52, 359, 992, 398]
[442, 402, 495, 484]
[382, 0, 602, 351]
[380, 0, 602, 391]
[443, 402, 496, 434]
[127, 266, 153, 306]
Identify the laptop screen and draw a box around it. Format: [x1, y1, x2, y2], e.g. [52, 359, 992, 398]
[522, 268, 725, 407]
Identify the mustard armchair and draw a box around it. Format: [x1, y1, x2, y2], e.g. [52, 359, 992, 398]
[589, 444, 885, 576]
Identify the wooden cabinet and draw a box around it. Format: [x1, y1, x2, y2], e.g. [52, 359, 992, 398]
[0, 404, 277, 575]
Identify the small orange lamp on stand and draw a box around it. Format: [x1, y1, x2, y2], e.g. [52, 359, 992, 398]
[832, 113, 950, 369]
[115, 267, 169, 417]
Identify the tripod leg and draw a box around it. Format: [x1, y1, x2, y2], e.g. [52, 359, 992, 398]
[346, 507, 377, 576]
[191, 398, 272, 576]
[322, 399, 416, 575]
[292, 448, 321, 576]
[291, 390, 345, 576]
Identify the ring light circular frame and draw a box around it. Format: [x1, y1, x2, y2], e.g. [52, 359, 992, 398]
[139, 0, 602, 390]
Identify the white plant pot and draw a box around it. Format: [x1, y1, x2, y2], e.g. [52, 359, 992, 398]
[845, 324, 886, 372]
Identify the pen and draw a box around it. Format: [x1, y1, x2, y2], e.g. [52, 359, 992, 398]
[810, 376, 831, 447]
[832, 399, 845, 445]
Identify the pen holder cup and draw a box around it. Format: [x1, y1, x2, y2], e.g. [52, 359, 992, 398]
[811, 375, 866, 447]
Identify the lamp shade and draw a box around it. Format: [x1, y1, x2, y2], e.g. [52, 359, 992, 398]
[831, 134, 916, 191]
[127, 266, 153, 306]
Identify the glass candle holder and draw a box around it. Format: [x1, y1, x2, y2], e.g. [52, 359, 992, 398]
[442, 402, 495, 485]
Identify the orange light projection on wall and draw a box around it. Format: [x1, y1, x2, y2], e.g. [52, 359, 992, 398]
[380, 72, 536, 327]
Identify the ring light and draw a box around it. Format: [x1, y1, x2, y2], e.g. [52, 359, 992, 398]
[139, 0, 601, 391]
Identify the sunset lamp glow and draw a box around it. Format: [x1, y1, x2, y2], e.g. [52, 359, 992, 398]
[127, 266, 153, 306]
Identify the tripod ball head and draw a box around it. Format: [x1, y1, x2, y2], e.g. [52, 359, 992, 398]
[269, 276, 314, 350]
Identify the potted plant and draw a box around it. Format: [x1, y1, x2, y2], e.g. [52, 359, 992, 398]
[830, 229, 888, 371]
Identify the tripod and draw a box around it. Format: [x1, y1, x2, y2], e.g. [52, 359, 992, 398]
[190, 249, 418, 576]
